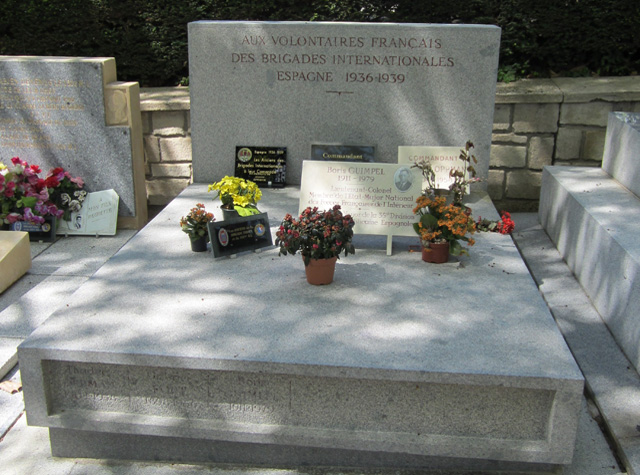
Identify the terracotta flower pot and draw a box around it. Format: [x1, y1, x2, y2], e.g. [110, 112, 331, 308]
[422, 242, 450, 263]
[304, 256, 338, 285]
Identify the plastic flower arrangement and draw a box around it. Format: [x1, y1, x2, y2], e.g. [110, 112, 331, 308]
[45, 167, 86, 221]
[1, 157, 63, 225]
[276, 205, 356, 266]
[180, 203, 215, 241]
[476, 211, 515, 235]
[413, 195, 476, 256]
[207, 176, 262, 216]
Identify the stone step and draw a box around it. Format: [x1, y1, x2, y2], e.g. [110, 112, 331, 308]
[539, 165, 640, 373]
[19, 185, 583, 472]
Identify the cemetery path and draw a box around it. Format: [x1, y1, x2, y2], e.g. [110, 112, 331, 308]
[0, 215, 635, 474]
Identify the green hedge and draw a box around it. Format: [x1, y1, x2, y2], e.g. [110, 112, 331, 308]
[1, 0, 638, 86]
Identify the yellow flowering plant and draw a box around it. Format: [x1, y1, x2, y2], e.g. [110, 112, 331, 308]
[207, 176, 262, 216]
[413, 195, 476, 256]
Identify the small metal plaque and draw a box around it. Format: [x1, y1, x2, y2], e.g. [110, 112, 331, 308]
[10, 217, 56, 242]
[235, 146, 286, 188]
[311, 144, 375, 162]
[207, 213, 273, 258]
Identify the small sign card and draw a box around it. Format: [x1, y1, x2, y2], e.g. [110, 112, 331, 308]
[311, 144, 375, 162]
[235, 146, 286, 187]
[56, 190, 119, 236]
[397, 146, 462, 191]
[207, 213, 273, 258]
[299, 161, 421, 239]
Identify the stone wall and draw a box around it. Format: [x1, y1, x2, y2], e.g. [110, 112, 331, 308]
[141, 77, 640, 211]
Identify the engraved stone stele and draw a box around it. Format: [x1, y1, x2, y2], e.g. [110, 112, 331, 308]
[0, 56, 147, 229]
[188, 21, 501, 187]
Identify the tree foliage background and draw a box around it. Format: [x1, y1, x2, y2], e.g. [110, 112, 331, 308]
[1, 0, 638, 86]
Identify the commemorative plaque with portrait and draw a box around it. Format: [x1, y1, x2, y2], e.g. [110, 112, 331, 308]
[207, 213, 273, 258]
[234, 146, 286, 187]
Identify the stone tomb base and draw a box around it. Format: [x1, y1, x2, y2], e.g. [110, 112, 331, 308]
[19, 185, 583, 471]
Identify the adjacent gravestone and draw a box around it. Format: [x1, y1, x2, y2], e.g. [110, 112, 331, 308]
[602, 112, 640, 197]
[0, 56, 147, 229]
[189, 22, 500, 185]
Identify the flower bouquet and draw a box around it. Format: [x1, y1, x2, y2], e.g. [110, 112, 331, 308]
[207, 176, 262, 216]
[1, 157, 63, 227]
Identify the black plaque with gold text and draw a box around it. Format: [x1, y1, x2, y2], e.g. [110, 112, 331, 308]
[235, 146, 286, 187]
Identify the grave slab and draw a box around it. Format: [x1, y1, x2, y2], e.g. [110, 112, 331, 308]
[0, 56, 147, 229]
[539, 166, 640, 372]
[19, 184, 583, 471]
[189, 22, 500, 186]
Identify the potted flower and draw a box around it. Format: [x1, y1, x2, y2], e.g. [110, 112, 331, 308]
[179, 203, 215, 252]
[276, 205, 355, 285]
[413, 194, 476, 263]
[207, 176, 262, 218]
[1, 157, 64, 238]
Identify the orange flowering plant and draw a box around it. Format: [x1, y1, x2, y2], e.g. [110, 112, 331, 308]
[413, 195, 476, 256]
[179, 203, 215, 241]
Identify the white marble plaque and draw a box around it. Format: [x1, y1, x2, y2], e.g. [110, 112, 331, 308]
[299, 160, 421, 237]
[56, 190, 119, 236]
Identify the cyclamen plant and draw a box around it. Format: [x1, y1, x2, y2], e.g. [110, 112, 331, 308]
[276, 205, 356, 266]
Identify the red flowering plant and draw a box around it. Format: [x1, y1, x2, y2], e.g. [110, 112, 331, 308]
[275, 205, 355, 266]
[0, 157, 64, 226]
[475, 211, 516, 235]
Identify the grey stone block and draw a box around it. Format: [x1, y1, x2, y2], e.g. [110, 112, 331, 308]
[189, 22, 500, 187]
[602, 112, 640, 197]
[539, 166, 640, 372]
[19, 185, 583, 470]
